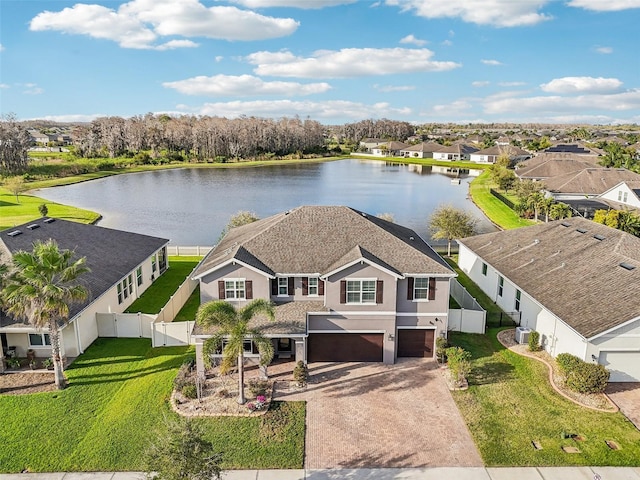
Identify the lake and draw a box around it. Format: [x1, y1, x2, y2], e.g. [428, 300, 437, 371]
[37, 159, 495, 246]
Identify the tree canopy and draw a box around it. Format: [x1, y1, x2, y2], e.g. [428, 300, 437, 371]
[429, 204, 477, 256]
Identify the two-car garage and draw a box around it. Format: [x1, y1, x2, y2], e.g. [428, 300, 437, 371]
[307, 329, 435, 363]
[598, 351, 640, 382]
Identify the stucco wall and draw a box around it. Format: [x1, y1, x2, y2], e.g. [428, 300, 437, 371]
[199, 263, 271, 304]
[396, 277, 450, 314]
[325, 263, 397, 312]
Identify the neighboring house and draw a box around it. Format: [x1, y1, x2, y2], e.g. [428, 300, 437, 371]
[544, 142, 606, 156]
[468, 145, 530, 164]
[432, 144, 479, 161]
[495, 136, 511, 146]
[399, 142, 443, 158]
[515, 153, 603, 181]
[30, 132, 55, 145]
[0, 218, 169, 360]
[359, 138, 387, 152]
[370, 141, 410, 157]
[543, 168, 640, 200]
[458, 218, 640, 382]
[191, 206, 455, 376]
[597, 180, 640, 212]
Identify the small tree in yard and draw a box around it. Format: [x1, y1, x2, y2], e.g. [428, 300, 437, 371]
[429, 204, 477, 256]
[144, 416, 223, 480]
[5, 176, 26, 203]
[293, 360, 309, 387]
[445, 346, 472, 387]
[38, 203, 49, 217]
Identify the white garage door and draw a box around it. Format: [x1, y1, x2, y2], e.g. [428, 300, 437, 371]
[599, 351, 640, 382]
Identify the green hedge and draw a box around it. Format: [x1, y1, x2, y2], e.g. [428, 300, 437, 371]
[556, 352, 610, 394]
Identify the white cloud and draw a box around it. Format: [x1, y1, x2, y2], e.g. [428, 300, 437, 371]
[23, 87, 44, 95]
[163, 74, 331, 96]
[498, 81, 526, 87]
[215, 56, 224, 62]
[246, 47, 461, 78]
[400, 34, 427, 46]
[0, 84, 9, 89]
[176, 99, 412, 120]
[540, 76, 623, 94]
[29, 0, 299, 49]
[483, 89, 640, 115]
[441, 39, 453, 46]
[28, 114, 106, 122]
[227, 0, 357, 8]
[384, 0, 553, 27]
[472, 81, 490, 87]
[373, 84, 416, 92]
[432, 99, 473, 115]
[595, 46, 613, 54]
[0, 44, 4, 52]
[481, 59, 502, 66]
[568, 0, 640, 11]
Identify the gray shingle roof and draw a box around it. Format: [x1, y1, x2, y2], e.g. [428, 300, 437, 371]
[193, 206, 453, 279]
[458, 218, 640, 338]
[544, 168, 640, 195]
[515, 153, 602, 180]
[0, 218, 168, 323]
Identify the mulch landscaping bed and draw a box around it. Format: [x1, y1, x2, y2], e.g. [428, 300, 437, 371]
[0, 372, 56, 395]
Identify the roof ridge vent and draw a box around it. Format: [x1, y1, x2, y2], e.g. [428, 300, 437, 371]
[593, 234, 606, 241]
[26, 224, 40, 230]
[620, 262, 636, 271]
[43, 218, 56, 223]
[576, 228, 587, 234]
[7, 230, 22, 237]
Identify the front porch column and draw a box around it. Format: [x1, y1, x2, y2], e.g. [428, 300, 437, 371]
[195, 340, 205, 379]
[295, 339, 306, 364]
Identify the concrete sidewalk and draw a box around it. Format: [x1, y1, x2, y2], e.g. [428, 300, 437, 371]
[2, 468, 640, 480]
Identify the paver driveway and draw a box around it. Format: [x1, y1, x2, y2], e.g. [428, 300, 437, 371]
[606, 383, 640, 430]
[273, 359, 482, 469]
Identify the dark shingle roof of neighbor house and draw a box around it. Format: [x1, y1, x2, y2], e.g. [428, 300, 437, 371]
[435, 144, 479, 155]
[472, 145, 530, 157]
[458, 218, 640, 339]
[544, 168, 640, 195]
[401, 142, 443, 153]
[193, 206, 454, 280]
[0, 218, 169, 324]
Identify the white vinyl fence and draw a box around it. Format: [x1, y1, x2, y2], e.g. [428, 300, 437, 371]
[167, 245, 212, 256]
[448, 279, 486, 334]
[96, 261, 200, 347]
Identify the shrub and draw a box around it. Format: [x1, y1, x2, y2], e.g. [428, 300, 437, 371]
[293, 361, 309, 386]
[528, 330, 541, 352]
[556, 353, 582, 375]
[182, 382, 198, 399]
[565, 362, 610, 394]
[38, 203, 48, 217]
[248, 379, 269, 397]
[445, 346, 472, 385]
[173, 359, 194, 390]
[436, 337, 449, 363]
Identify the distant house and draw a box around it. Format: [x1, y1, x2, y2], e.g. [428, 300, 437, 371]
[515, 153, 603, 181]
[432, 144, 478, 161]
[359, 138, 387, 152]
[399, 142, 443, 159]
[597, 181, 640, 212]
[468, 145, 530, 164]
[0, 219, 169, 360]
[543, 168, 640, 200]
[458, 218, 640, 382]
[495, 136, 511, 146]
[191, 206, 455, 377]
[544, 142, 606, 156]
[370, 141, 410, 157]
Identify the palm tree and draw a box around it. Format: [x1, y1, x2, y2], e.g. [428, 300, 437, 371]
[0, 257, 8, 375]
[2, 239, 89, 389]
[196, 299, 275, 404]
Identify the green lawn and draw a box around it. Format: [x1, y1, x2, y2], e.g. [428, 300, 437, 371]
[469, 170, 534, 230]
[174, 285, 201, 321]
[450, 330, 640, 466]
[0, 338, 305, 472]
[125, 256, 201, 314]
[0, 187, 100, 231]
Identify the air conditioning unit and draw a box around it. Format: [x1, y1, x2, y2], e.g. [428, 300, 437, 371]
[515, 327, 531, 344]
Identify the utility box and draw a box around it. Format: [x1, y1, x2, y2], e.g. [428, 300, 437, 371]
[515, 327, 531, 345]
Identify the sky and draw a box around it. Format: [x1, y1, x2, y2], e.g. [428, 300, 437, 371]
[1, 0, 639, 125]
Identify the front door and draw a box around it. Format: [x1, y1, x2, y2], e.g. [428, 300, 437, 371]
[1, 333, 7, 349]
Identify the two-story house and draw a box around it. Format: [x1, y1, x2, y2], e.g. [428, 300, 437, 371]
[191, 206, 455, 377]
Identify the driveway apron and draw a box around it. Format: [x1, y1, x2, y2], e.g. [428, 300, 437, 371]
[273, 359, 482, 469]
[606, 382, 640, 430]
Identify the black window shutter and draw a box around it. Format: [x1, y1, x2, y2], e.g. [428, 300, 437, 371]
[302, 277, 308, 296]
[288, 277, 295, 295]
[376, 280, 384, 304]
[319, 279, 325, 295]
[218, 280, 225, 299]
[271, 279, 278, 296]
[428, 277, 436, 300]
[407, 277, 414, 300]
[246, 280, 253, 299]
[340, 280, 346, 304]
